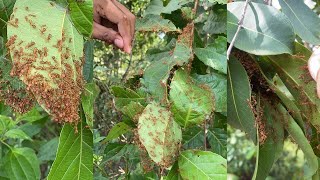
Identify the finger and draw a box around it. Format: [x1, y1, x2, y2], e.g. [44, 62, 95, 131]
[92, 22, 124, 49]
[93, 0, 101, 23]
[111, 0, 136, 37]
[317, 69, 320, 98]
[118, 16, 132, 53]
[97, 1, 133, 53]
[101, 18, 118, 32]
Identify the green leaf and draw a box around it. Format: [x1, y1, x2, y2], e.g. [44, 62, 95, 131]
[0, 115, 14, 134]
[137, 102, 182, 167]
[104, 122, 131, 142]
[277, 104, 318, 179]
[193, 72, 227, 113]
[166, 161, 182, 180]
[7, 0, 84, 123]
[254, 56, 305, 132]
[18, 123, 42, 138]
[136, 14, 178, 32]
[267, 43, 320, 130]
[0, 0, 16, 37]
[81, 83, 100, 128]
[195, 37, 227, 74]
[182, 126, 204, 150]
[201, 8, 226, 35]
[255, 101, 284, 180]
[143, 42, 192, 102]
[145, 0, 191, 15]
[121, 101, 145, 119]
[48, 119, 93, 180]
[4, 147, 40, 180]
[227, 57, 256, 142]
[111, 86, 146, 109]
[170, 69, 214, 127]
[278, 0, 320, 45]
[227, 2, 294, 55]
[83, 40, 94, 83]
[207, 128, 227, 158]
[68, 0, 93, 37]
[103, 143, 126, 162]
[4, 128, 31, 141]
[38, 137, 59, 162]
[145, 39, 176, 62]
[16, 107, 44, 122]
[178, 150, 227, 180]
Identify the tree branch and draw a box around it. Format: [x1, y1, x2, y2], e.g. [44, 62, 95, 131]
[227, 0, 251, 60]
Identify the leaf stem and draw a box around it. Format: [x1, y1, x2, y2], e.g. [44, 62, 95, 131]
[94, 161, 108, 177]
[0, 139, 12, 150]
[204, 119, 207, 151]
[227, 0, 251, 60]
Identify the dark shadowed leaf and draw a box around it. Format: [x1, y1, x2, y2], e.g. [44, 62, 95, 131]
[255, 101, 284, 180]
[38, 137, 59, 162]
[83, 40, 94, 83]
[207, 128, 227, 157]
[182, 126, 204, 149]
[81, 83, 100, 129]
[227, 57, 256, 141]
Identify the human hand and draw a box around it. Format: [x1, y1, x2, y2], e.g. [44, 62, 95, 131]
[93, 0, 135, 53]
[308, 47, 320, 98]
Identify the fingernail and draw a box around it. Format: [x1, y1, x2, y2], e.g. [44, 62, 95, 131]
[114, 39, 124, 48]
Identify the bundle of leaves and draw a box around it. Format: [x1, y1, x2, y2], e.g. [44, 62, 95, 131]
[3, 0, 90, 124]
[0, 0, 96, 179]
[228, 1, 320, 179]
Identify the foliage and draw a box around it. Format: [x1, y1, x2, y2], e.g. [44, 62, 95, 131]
[0, 0, 94, 179]
[228, 0, 320, 179]
[93, 0, 227, 179]
[0, 0, 228, 179]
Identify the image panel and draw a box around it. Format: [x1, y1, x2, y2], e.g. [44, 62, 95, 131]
[92, 0, 227, 179]
[227, 0, 320, 179]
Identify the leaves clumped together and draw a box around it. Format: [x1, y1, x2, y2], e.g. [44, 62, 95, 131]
[6, 0, 84, 124]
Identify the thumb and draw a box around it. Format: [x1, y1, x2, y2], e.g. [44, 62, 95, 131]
[92, 22, 124, 49]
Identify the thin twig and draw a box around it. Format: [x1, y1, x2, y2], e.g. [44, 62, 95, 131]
[204, 119, 207, 151]
[121, 37, 135, 82]
[227, 0, 251, 60]
[193, 0, 200, 15]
